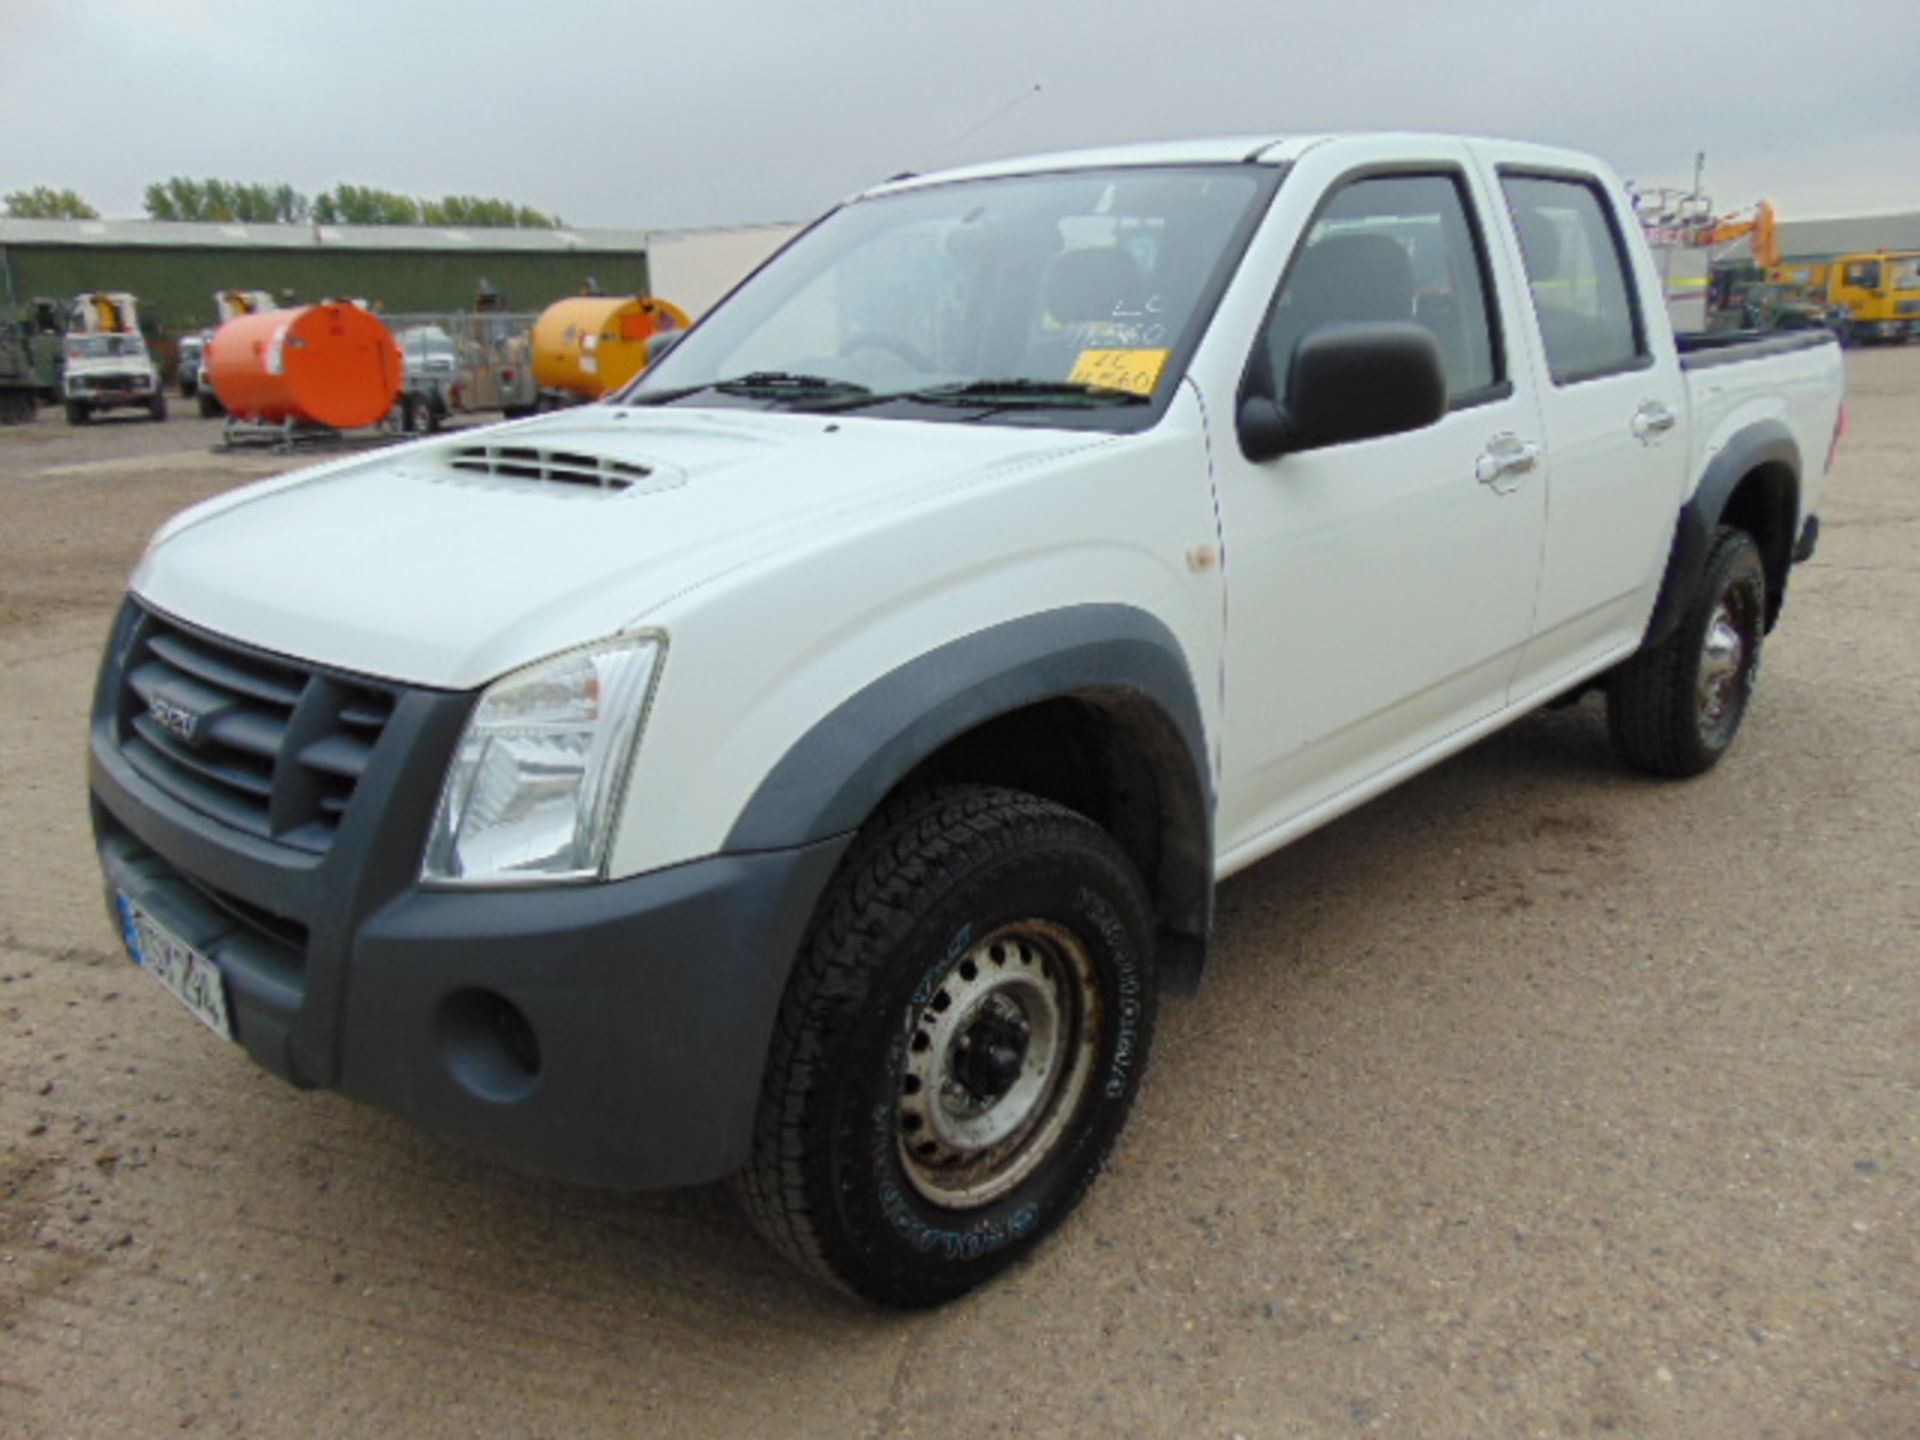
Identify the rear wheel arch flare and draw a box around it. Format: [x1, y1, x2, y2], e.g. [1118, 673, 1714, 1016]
[1644, 420, 1800, 646]
[1718, 460, 1798, 627]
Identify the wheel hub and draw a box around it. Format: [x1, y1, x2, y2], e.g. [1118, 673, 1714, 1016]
[949, 1008, 1030, 1103]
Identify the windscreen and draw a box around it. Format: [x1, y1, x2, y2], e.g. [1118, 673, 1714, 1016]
[623, 165, 1269, 425]
[67, 334, 147, 359]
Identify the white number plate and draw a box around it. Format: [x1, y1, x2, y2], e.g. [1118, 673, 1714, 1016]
[116, 894, 235, 1042]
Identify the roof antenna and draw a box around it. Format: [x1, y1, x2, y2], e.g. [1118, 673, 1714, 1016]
[922, 83, 1044, 170]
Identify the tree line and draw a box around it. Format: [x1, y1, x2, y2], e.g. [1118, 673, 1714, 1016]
[5, 178, 561, 228]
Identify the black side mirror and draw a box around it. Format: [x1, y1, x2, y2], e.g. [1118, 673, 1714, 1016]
[645, 330, 684, 365]
[1237, 321, 1449, 462]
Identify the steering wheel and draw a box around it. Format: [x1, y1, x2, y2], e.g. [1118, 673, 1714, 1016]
[839, 331, 935, 370]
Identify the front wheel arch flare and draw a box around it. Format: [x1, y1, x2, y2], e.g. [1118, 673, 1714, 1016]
[722, 605, 1216, 984]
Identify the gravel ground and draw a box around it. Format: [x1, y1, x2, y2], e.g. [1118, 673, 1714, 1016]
[1, 360, 1914, 1439]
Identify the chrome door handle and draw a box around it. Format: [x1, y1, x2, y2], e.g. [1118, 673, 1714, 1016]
[1632, 402, 1679, 441]
[1476, 435, 1539, 493]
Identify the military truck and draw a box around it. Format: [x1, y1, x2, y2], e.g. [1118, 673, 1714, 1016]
[0, 297, 68, 417]
[0, 314, 37, 423]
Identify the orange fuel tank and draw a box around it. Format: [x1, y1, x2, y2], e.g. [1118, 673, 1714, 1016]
[531, 296, 690, 399]
[206, 303, 402, 428]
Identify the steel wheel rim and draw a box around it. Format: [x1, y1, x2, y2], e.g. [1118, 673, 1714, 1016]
[1698, 600, 1744, 724]
[896, 920, 1102, 1209]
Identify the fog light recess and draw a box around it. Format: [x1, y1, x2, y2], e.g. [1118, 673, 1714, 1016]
[437, 988, 543, 1102]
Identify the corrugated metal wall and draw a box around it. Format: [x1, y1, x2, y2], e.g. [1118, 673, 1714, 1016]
[1, 244, 650, 336]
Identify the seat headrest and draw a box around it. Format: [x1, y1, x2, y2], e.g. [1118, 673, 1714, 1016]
[1044, 247, 1145, 325]
[1288, 232, 1415, 321]
[1512, 209, 1562, 279]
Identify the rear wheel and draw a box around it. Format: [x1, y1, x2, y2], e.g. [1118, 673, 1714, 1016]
[1608, 526, 1767, 777]
[740, 786, 1157, 1307]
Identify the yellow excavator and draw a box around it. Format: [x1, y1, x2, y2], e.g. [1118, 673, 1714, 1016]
[1697, 202, 1833, 334]
[1704, 201, 1780, 268]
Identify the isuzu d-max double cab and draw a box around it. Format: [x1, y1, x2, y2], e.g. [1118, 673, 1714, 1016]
[89, 134, 1844, 1306]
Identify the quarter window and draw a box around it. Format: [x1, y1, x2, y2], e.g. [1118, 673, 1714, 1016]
[1261, 173, 1501, 406]
[1501, 175, 1646, 383]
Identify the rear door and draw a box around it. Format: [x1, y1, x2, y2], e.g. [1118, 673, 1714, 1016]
[1476, 152, 1691, 700]
[1213, 146, 1547, 860]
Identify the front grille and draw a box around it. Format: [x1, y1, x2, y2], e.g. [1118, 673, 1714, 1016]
[115, 608, 397, 853]
[446, 443, 650, 490]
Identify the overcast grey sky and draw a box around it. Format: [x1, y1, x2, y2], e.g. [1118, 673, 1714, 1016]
[4, 0, 1915, 229]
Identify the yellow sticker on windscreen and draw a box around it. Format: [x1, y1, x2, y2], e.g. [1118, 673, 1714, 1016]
[1070, 348, 1170, 396]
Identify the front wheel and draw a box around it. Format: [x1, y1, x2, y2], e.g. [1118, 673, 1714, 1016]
[740, 786, 1157, 1307]
[148, 391, 168, 421]
[64, 400, 88, 425]
[1608, 526, 1767, 777]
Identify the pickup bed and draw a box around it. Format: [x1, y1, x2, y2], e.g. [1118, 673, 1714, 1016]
[89, 133, 1843, 1306]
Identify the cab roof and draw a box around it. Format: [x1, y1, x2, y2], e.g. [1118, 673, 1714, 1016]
[862, 135, 1326, 197]
[861, 133, 1603, 199]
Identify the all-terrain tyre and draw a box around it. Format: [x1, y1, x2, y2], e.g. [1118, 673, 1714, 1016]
[1608, 525, 1767, 777]
[740, 786, 1158, 1307]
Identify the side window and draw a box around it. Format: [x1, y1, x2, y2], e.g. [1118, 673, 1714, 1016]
[1501, 174, 1646, 384]
[1843, 259, 1882, 290]
[1262, 173, 1501, 406]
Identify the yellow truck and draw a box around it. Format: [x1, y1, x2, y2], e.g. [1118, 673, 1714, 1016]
[1771, 252, 1920, 343]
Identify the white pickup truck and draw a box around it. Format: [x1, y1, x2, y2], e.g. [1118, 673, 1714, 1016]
[89, 133, 1843, 1307]
[63, 331, 166, 423]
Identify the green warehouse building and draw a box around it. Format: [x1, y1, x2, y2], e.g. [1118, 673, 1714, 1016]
[0, 216, 652, 338]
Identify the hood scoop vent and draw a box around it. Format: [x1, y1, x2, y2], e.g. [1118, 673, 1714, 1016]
[447, 443, 653, 491]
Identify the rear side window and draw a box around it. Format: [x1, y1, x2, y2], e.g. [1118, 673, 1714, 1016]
[1261, 172, 1502, 406]
[1501, 175, 1647, 384]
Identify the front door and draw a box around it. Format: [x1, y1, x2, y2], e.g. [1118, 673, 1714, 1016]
[1214, 162, 1547, 864]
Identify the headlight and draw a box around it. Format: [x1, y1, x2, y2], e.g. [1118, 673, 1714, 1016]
[422, 635, 664, 885]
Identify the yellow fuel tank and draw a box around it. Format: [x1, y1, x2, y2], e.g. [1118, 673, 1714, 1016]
[531, 296, 690, 399]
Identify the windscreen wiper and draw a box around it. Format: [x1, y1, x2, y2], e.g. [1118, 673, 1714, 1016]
[902, 378, 1151, 407]
[714, 371, 872, 398]
[626, 372, 872, 406]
